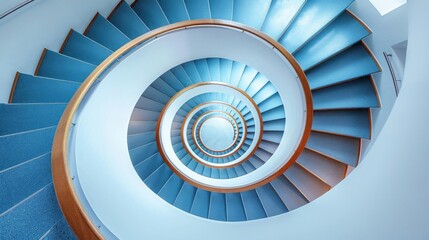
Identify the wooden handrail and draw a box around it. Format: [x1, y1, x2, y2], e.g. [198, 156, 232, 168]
[52, 20, 313, 238]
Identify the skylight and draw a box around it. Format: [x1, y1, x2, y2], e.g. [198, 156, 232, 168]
[369, 0, 407, 16]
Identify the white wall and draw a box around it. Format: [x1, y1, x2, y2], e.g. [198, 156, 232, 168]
[0, 0, 133, 103]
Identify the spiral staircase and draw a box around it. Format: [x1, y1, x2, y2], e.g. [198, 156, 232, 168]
[0, 0, 382, 239]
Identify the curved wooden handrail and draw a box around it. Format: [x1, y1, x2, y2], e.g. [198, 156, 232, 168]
[52, 19, 313, 239]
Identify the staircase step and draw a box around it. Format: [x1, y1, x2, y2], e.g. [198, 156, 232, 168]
[209, 0, 233, 20]
[279, 0, 354, 53]
[262, 131, 283, 143]
[256, 184, 288, 216]
[11, 73, 80, 103]
[208, 193, 227, 221]
[261, 105, 285, 122]
[261, 0, 305, 40]
[184, 0, 210, 19]
[0, 126, 55, 171]
[134, 153, 163, 179]
[306, 131, 361, 167]
[127, 132, 156, 150]
[306, 42, 381, 90]
[226, 193, 246, 221]
[313, 109, 371, 139]
[130, 108, 161, 121]
[233, 0, 271, 30]
[40, 216, 76, 240]
[60, 29, 113, 65]
[129, 142, 158, 166]
[158, 174, 184, 204]
[190, 189, 211, 218]
[284, 163, 331, 201]
[133, 0, 169, 29]
[295, 11, 371, 70]
[108, 0, 150, 39]
[241, 190, 267, 220]
[145, 164, 174, 193]
[0, 153, 51, 214]
[35, 49, 96, 83]
[0, 104, 65, 136]
[84, 13, 130, 51]
[158, 0, 189, 24]
[128, 120, 157, 135]
[237, 67, 258, 91]
[134, 97, 165, 112]
[0, 184, 62, 239]
[270, 176, 308, 211]
[174, 182, 197, 212]
[245, 73, 269, 98]
[312, 76, 380, 110]
[297, 149, 347, 187]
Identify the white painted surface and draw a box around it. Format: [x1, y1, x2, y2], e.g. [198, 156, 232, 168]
[0, 0, 133, 103]
[369, 0, 407, 16]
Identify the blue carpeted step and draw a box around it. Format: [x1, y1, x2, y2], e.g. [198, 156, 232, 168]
[134, 153, 164, 179]
[128, 132, 156, 150]
[84, 13, 130, 51]
[279, 0, 354, 53]
[270, 176, 308, 211]
[128, 120, 157, 135]
[233, 0, 271, 30]
[306, 42, 381, 90]
[256, 184, 288, 216]
[262, 131, 283, 143]
[190, 189, 211, 218]
[312, 76, 380, 110]
[145, 164, 174, 193]
[261, 105, 285, 122]
[209, 0, 233, 20]
[108, 1, 150, 39]
[209, 193, 227, 221]
[0, 153, 51, 214]
[306, 131, 361, 167]
[11, 73, 80, 103]
[129, 141, 158, 166]
[194, 59, 212, 82]
[0, 126, 55, 171]
[245, 73, 269, 97]
[135, 97, 165, 112]
[226, 193, 247, 221]
[241, 190, 267, 220]
[252, 83, 276, 104]
[0, 104, 66, 135]
[261, 0, 305, 40]
[184, 0, 210, 19]
[313, 109, 371, 139]
[284, 163, 331, 201]
[130, 108, 161, 121]
[182, 61, 203, 84]
[133, 0, 169, 29]
[259, 140, 279, 154]
[41, 216, 76, 240]
[158, 174, 185, 204]
[35, 49, 96, 83]
[297, 149, 347, 186]
[60, 30, 113, 65]
[174, 182, 197, 212]
[237, 67, 258, 91]
[294, 11, 371, 71]
[151, 78, 179, 97]
[263, 119, 285, 132]
[0, 184, 62, 239]
[158, 0, 189, 24]
[170, 66, 194, 88]
[207, 58, 221, 82]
